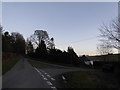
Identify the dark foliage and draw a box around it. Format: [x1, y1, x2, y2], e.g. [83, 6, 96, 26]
[1, 26, 83, 67]
[47, 49, 72, 64]
[102, 64, 115, 72]
[26, 40, 34, 55]
[26, 30, 82, 67]
[35, 40, 47, 58]
[2, 31, 26, 55]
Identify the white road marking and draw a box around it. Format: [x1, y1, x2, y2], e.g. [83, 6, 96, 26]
[34, 67, 40, 72]
[41, 75, 45, 78]
[43, 77, 48, 80]
[34, 67, 55, 87]
[41, 75, 44, 76]
[39, 72, 42, 75]
[44, 72, 48, 75]
[47, 75, 51, 77]
[46, 81, 53, 86]
[51, 87, 57, 90]
[34, 67, 37, 70]
[51, 78, 55, 81]
[34, 67, 45, 78]
[41, 70, 45, 73]
[62, 75, 66, 80]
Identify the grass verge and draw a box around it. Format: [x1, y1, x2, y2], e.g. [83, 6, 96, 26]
[2, 56, 20, 75]
[62, 71, 118, 88]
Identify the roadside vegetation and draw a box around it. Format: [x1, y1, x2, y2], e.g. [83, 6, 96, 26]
[62, 71, 118, 88]
[2, 53, 20, 75]
[26, 30, 82, 67]
[1, 25, 25, 75]
[88, 54, 120, 62]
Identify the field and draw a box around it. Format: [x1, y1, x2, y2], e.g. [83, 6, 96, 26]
[62, 70, 119, 88]
[88, 54, 120, 62]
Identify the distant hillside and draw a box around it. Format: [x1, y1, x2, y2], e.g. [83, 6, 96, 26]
[87, 54, 120, 62]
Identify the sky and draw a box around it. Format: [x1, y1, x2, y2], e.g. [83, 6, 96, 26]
[2, 2, 118, 56]
[0, 2, 2, 23]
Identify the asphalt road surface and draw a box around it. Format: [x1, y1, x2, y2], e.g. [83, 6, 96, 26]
[2, 58, 93, 89]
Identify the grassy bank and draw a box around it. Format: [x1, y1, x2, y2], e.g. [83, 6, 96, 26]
[62, 71, 118, 88]
[2, 53, 20, 75]
[88, 54, 120, 62]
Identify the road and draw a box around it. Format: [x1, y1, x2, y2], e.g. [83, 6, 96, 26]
[2, 58, 94, 89]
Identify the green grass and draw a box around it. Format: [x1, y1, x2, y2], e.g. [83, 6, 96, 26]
[2, 56, 20, 75]
[63, 71, 118, 88]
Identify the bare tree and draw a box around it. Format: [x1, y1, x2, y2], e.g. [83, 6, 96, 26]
[47, 37, 55, 49]
[26, 38, 34, 54]
[30, 30, 55, 50]
[99, 18, 120, 50]
[97, 42, 113, 55]
[30, 30, 49, 48]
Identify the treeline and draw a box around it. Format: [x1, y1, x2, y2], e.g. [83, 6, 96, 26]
[26, 30, 81, 66]
[2, 30, 25, 54]
[1, 25, 82, 66]
[30, 47, 81, 66]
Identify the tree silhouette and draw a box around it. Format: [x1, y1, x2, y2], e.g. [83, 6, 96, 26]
[11, 32, 25, 54]
[99, 18, 120, 50]
[47, 37, 55, 49]
[30, 30, 49, 47]
[97, 42, 113, 55]
[67, 46, 79, 66]
[2, 31, 25, 55]
[27, 30, 82, 67]
[35, 40, 47, 58]
[26, 39, 34, 55]
[2, 31, 12, 52]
